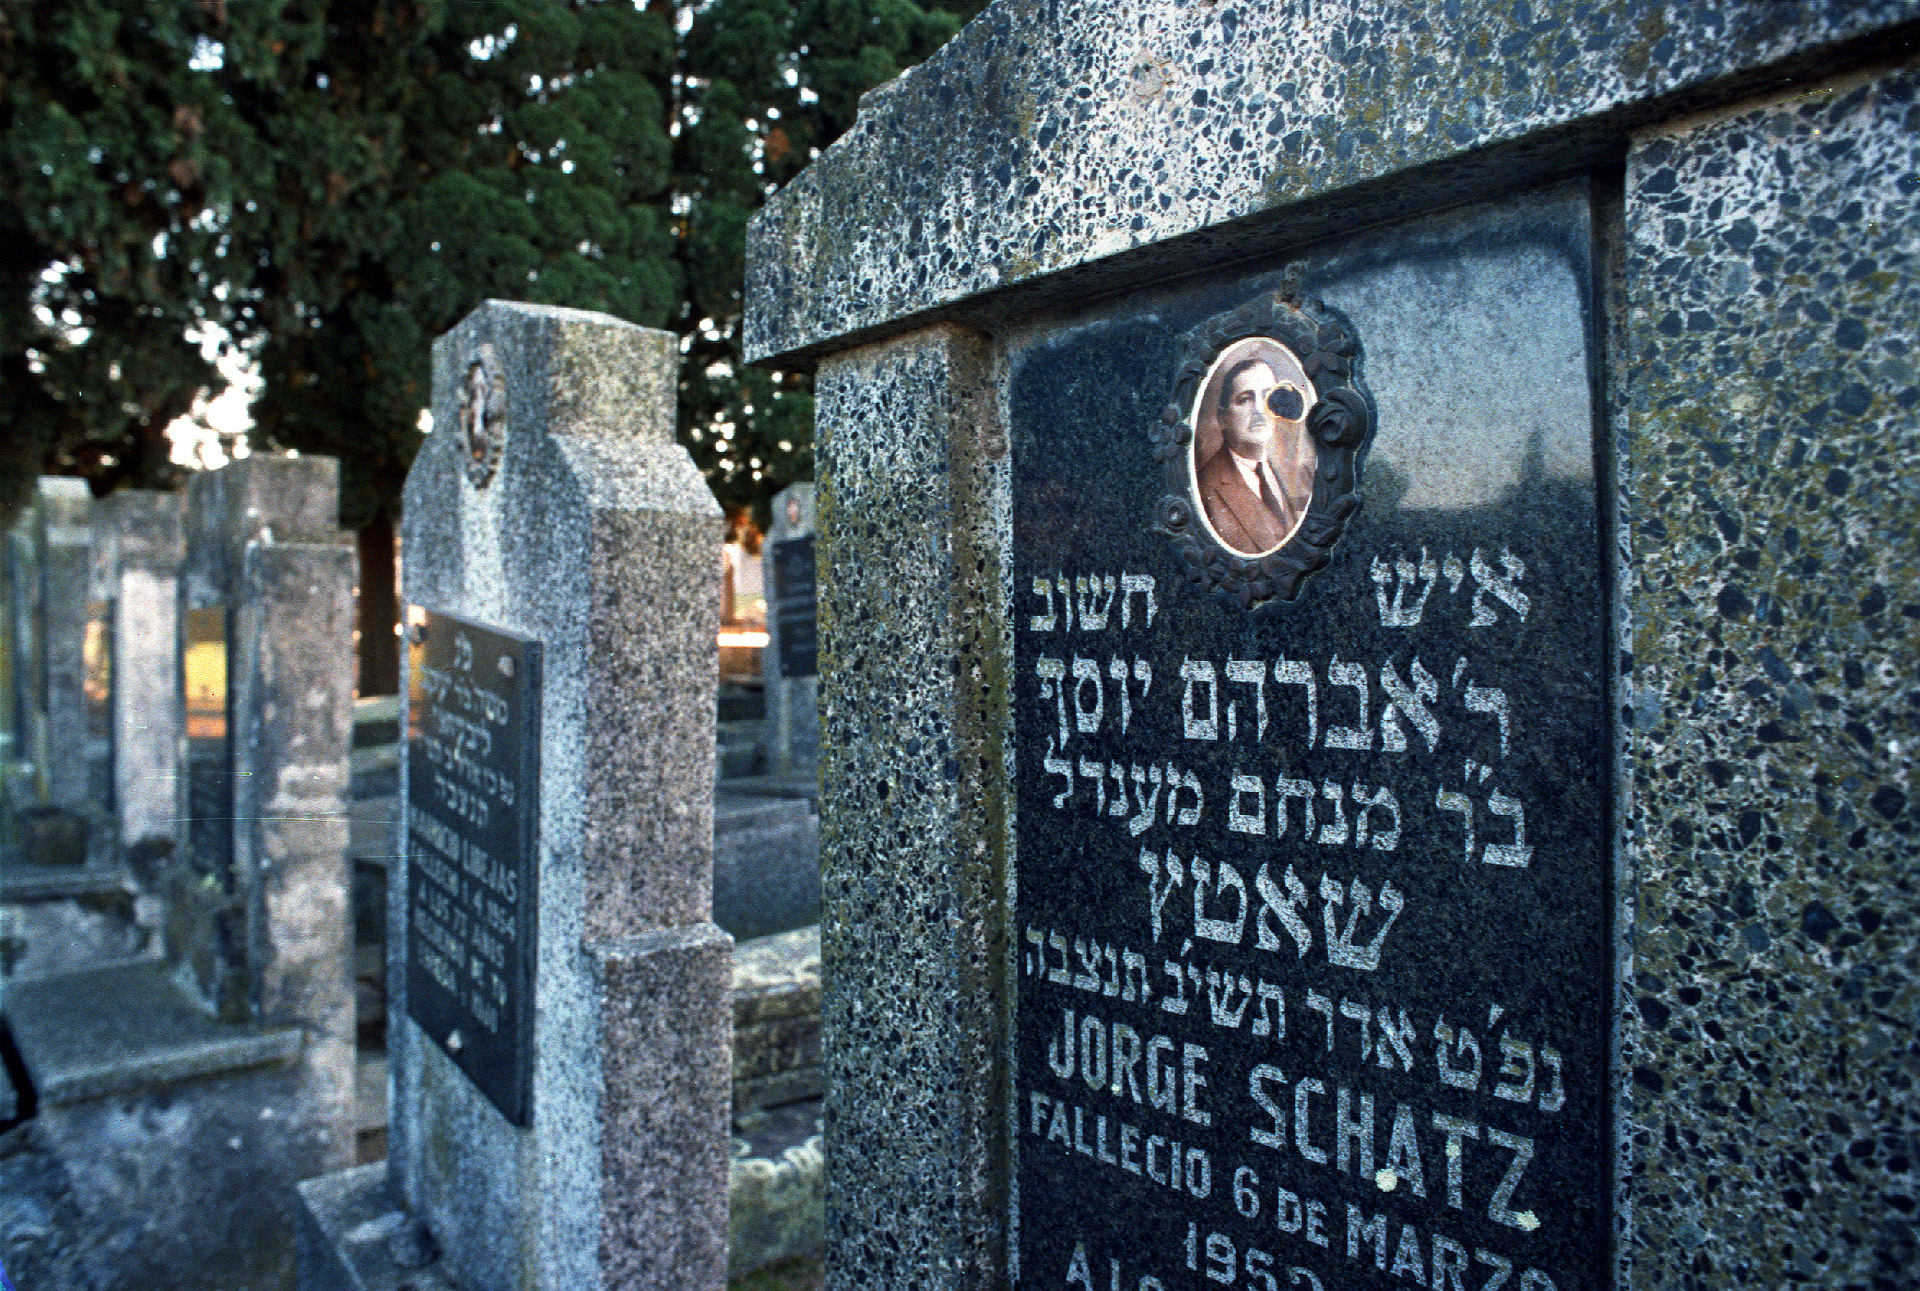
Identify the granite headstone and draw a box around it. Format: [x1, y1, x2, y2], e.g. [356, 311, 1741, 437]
[301, 300, 733, 1291]
[745, 2, 1920, 1287]
[761, 483, 821, 782]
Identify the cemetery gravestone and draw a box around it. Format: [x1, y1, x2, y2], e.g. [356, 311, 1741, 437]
[97, 490, 186, 853]
[746, 3, 1920, 1288]
[5, 455, 355, 1290]
[762, 483, 821, 782]
[303, 300, 732, 1291]
[37, 477, 93, 813]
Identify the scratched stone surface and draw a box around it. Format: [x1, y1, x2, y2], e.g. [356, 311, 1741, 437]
[1010, 185, 1607, 1291]
[1617, 67, 1920, 1290]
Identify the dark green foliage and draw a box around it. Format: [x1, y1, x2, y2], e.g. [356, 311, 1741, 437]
[2, 0, 987, 529]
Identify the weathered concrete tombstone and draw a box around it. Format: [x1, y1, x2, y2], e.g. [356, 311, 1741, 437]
[4, 454, 357, 1289]
[95, 489, 187, 857]
[299, 300, 732, 1291]
[746, 4, 1920, 1288]
[36, 476, 95, 816]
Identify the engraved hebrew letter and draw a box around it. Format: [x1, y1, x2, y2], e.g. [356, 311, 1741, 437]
[1168, 766, 1204, 826]
[1252, 981, 1285, 1037]
[1194, 857, 1248, 944]
[1536, 1047, 1566, 1113]
[1306, 989, 1336, 1051]
[1228, 773, 1267, 835]
[1140, 847, 1184, 942]
[1048, 931, 1072, 984]
[1323, 658, 1372, 750]
[1077, 574, 1115, 630]
[1226, 659, 1268, 741]
[1161, 958, 1190, 1014]
[1254, 863, 1313, 958]
[1469, 548, 1530, 626]
[1108, 657, 1132, 732]
[1379, 656, 1442, 753]
[1045, 738, 1075, 809]
[1181, 659, 1219, 740]
[1072, 657, 1104, 733]
[1482, 792, 1532, 868]
[1073, 938, 1103, 993]
[1465, 686, 1511, 758]
[1036, 656, 1069, 748]
[1352, 785, 1401, 851]
[1024, 925, 1045, 976]
[1056, 575, 1075, 630]
[1339, 997, 1374, 1062]
[1434, 1019, 1483, 1090]
[1322, 877, 1405, 972]
[1316, 780, 1349, 846]
[1121, 949, 1151, 1005]
[1493, 1038, 1536, 1104]
[1029, 576, 1058, 631]
[1274, 659, 1318, 745]
[1127, 764, 1165, 837]
[1207, 969, 1255, 1029]
[1372, 548, 1440, 626]
[1120, 573, 1157, 629]
[1436, 788, 1475, 863]
[1275, 777, 1314, 838]
[1375, 1007, 1416, 1071]
[1106, 763, 1128, 817]
[1079, 758, 1106, 814]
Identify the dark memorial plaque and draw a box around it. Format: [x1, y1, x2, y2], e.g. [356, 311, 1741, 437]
[771, 535, 818, 679]
[1011, 189, 1609, 1290]
[182, 604, 232, 880]
[406, 608, 541, 1126]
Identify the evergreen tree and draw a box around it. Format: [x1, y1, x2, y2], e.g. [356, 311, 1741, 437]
[1, 0, 987, 528]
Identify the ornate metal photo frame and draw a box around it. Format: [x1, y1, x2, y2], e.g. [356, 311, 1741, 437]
[460, 342, 507, 489]
[1148, 288, 1374, 609]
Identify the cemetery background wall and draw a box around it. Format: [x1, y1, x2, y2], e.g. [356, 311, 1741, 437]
[746, 3, 1919, 1288]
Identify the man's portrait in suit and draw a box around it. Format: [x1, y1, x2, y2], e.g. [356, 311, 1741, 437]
[1189, 337, 1318, 555]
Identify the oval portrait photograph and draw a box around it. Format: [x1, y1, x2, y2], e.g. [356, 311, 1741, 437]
[1187, 336, 1318, 556]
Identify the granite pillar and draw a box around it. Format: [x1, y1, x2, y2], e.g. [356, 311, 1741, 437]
[356, 300, 730, 1291]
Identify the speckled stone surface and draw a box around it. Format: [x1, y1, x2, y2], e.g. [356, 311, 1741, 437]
[1617, 66, 1920, 1289]
[812, 325, 1011, 1287]
[746, 0, 1920, 366]
[95, 490, 184, 850]
[386, 300, 729, 1291]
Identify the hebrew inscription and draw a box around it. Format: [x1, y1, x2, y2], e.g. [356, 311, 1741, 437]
[405, 608, 540, 1125]
[1011, 208, 1606, 1291]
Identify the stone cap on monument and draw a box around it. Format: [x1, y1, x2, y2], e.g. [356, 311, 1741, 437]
[744, 0, 1913, 367]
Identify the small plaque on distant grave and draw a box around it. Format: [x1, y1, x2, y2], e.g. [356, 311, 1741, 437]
[406, 608, 541, 1126]
[771, 536, 818, 679]
[1011, 199, 1607, 1290]
[182, 604, 231, 879]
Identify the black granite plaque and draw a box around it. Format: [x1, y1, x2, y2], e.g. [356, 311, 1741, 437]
[405, 608, 541, 1126]
[772, 536, 818, 679]
[1011, 189, 1609, 1291]
[182, 604, 232, 881]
